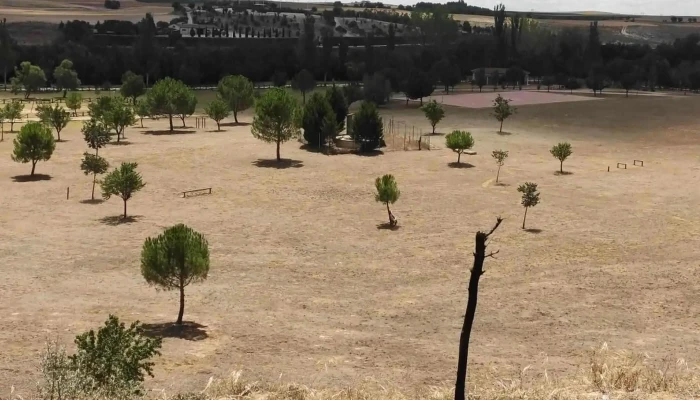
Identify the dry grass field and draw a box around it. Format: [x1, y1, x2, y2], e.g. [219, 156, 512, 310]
[2, 92, 700, 397]
[0, 0, 173, 23]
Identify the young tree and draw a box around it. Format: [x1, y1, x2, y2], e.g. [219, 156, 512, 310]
[146, 77, 190, 132]
[251, 87, 300, 161]
[363, 73, 392, 105]
[105, 96, 136, 142]
[351, 101, 383, 152]
[518, 182, 540, 229]
[36, 104, 70, 142]
[550, 142, 572, 173]
[292, 69, 316, 104]
[474, 68, 487, 92]
[135, 99, 151, 128]
[176, 90, 197, 127]
[101, 162, 146, 219]
[70, 315, 161, 397]
[4, 100, 23, 132]
[216, 75, 254, 124]
[205, 98, 230, 131]
[493, 94, 515, 133]
[491, 149, 509, 183]
[81, 153, 109, 200]
[141, 224, 210, 325]
[422, 100, 445, 134]
[12, 121, 55, 176]
[120, 71, 146, 104]
[302, 92, 336, 148]
[53, 59, 80, 98]
[375, 174, 400, 226]
[454, 217, 503, 400]
[82, 118, 111, 155]
[445, 130, 475, 164]
[620, 71, 639, 97]
[325, 86, 348, 131]
[541, 75, 555, 92]
[320, 110, 340, 152]
[11, 61, 46, 99]
[65, 92, 82, 116]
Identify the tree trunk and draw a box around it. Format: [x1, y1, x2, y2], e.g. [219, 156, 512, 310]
[25, 91, 30, 99]
[217, 121, 220, 131]
[560, 160, 563, 173]
[57, 130, 61, 142]
[522, 207, 528, 229]
[169, 114, 173, 132]
[276, 138, 281, 161]
[499, 120, 504, 133]
[181, 115, 186, 128]
[496, 165, 501, 183]
[31, 160, 36, 176]
[455, 218, 503, 400]
[63, 90, 67, 98]
[233, 109, 238, 124]
[177, 283, 185, 325]
[140, 118, 144, 128]
[432, 124, 436, 135]
[10, 120, 14, 132]
[386, 202, 391, 224]
[420, 97, 423, 105]
[625, 89, 629, 97]
[91, 173, 96, 200]
[457, 152, 461, 164]
[123, 199, 127, 219]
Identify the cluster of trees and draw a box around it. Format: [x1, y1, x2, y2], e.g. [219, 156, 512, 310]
[104, 0, 121, 10]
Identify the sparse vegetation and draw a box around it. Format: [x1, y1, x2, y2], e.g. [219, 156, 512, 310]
[491, 149, 509, 183]
[518, 182, 540, 229]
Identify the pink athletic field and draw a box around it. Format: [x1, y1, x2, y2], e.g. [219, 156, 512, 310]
[418, 90, 602, 109]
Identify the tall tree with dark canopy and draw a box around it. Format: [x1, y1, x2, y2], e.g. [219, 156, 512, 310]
[474, 68, 487, 92]
[251, 88, 300, 161]
[325, 86, 348, 131]
[80, 153, 109, 200]
[302, 92, 336, 149]
[493, 4, 507, 66]
[432, 58, 461, 93]
[146, 77, 190, 132]
[135, 13, 159, 86]
[0, 20, 16, 89]
[101, 162, 146, 219]
[141, 224, 210, 325]
[217, 75, 254, 124]
[403, 68, 434, 105]
[120, 71, 146, 105]
[53, 59, 80, 98]
[351, 101, 384, 152]
[292, 69, 316, 104]
[12, 122, 55, 176]
[454, 217, 503, 400]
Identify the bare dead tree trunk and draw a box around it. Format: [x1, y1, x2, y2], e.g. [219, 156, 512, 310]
[454, 217, 503, 400]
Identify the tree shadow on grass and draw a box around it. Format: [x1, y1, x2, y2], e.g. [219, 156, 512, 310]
[524, 228, 543, 234]
[554, 171, 574, 176]
[220, 121, 251, 127]
[110, 140, 132, 146]
[142, 130, 196, 136]
[98, 215, 142, 226]
[376, 222, 401, 231]
[80, 199, 105, 205]
[252, 159, 304, 169]
[12, 174, 52, 182]
[141, 321, 209, 342]
[448, 162, 475, 169]
[497, 130, 513, 136]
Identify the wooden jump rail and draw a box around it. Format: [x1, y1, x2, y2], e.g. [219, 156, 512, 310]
[182, 187, 212, 198]
[633, 160, 644, 167]
[617, 163, 627, 169]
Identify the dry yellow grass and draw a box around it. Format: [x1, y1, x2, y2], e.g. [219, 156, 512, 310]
[0, 0, 173, 23]
[1, 92, 700, 397]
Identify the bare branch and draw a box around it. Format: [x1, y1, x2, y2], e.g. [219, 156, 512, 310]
[485, 250, 500, 259]
[484, 216, 504, 238]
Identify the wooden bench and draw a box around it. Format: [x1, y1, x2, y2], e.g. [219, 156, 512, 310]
[633, 160, 644, 167]
[182, 188, 212, 198]
[617, 163, 627, 169]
